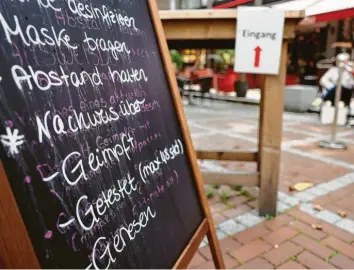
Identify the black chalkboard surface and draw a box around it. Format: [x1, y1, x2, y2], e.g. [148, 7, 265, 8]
[0, 0, 205, 268]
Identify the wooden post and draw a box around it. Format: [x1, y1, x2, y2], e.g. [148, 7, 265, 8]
[258, 40, 288, 217]
[159, 10, 302, 217]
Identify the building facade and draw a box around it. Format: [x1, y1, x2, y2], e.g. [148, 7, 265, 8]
[157, 0, 208, 10]
[157, 0, 285, 10]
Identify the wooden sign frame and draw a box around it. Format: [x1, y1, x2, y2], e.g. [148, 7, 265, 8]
[0, 0, 225, 268]
[148, 0, 225, 268]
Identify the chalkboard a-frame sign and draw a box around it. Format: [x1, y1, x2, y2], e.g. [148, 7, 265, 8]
[0, 0, 225, 268]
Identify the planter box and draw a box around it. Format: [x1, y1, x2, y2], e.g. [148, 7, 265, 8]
[284, 85, 318, 112]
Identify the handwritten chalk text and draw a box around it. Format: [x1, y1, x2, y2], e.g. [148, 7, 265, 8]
[90, 206, 156, 270]
[0, 13, 77, 49]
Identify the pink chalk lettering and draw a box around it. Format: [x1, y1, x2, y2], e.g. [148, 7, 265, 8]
[5, 120, 13, 127]
[44, 230, 53, 239]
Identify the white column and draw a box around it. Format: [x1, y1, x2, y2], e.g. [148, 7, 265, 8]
[207, 0, 214, 8]
[169, 0, 176, 9]
[326, 22, 339, 59]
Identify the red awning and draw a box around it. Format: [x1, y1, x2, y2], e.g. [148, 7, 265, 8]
[213, 0, 253, 9]
[272, 0, 354, 22]
[314, 8, 354, 22]
[213, 0, 354, 23]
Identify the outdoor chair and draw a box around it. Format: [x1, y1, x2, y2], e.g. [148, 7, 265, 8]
[192, 76, 213, 104]
[177, 75, 191, 97]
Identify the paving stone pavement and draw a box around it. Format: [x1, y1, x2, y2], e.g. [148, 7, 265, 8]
[184, 102, 354, 269]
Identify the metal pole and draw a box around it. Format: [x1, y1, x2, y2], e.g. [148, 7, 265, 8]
[330, 64, 344, 143]
[319, 52, 350, 150]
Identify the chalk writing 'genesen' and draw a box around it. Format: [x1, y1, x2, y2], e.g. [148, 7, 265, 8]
[0, 13, 77, 49]
[89, 207, 156, 270]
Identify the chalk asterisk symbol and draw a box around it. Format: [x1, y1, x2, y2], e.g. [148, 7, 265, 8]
[0, 127, 25, 155]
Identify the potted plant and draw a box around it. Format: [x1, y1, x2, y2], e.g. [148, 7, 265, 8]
[170, 50, 183, 71]
[235, 73, 248, 97]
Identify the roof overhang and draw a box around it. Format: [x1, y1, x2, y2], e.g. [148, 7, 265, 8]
[159, 9, 304, 49]
[272, 0, 354, 22]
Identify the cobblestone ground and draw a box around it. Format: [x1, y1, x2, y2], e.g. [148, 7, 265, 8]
[185, 101, 354, 269]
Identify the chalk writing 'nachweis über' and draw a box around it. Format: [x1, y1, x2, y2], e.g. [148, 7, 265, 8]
[35, 98, 145, 144]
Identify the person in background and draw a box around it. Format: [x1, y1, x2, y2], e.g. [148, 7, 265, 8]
[312, 61, 354, 107]
[318, 62, 354, 108]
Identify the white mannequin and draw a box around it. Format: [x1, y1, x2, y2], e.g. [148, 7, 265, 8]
[320, 66, 354, 91]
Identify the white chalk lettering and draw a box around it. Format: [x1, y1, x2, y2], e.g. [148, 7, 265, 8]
[62, 151, 87, 186]
[119, 98, 145, 117]
[0, 13, 77, 49]
[61, 134, 134, 185]
[159, 139, 184, 164]
[75, 173, 138, 231]
[67, 1, 137, 30]
[108, 67, 148, 84]
[89, 206, 156, 270]
[36, 107, 119, 143]
[139, 140, 184, 183]
[11, 65, 102, 91]
[37, 0, 61, 12]
[83, 32, 130, 60]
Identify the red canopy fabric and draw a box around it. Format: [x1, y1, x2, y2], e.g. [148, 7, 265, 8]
[272, 0, 354, 22]
[213, 0, 253, 9]
[313, 7, 354, 22]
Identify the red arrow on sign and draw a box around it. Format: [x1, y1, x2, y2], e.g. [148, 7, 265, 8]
[254, 46, 262, 67]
